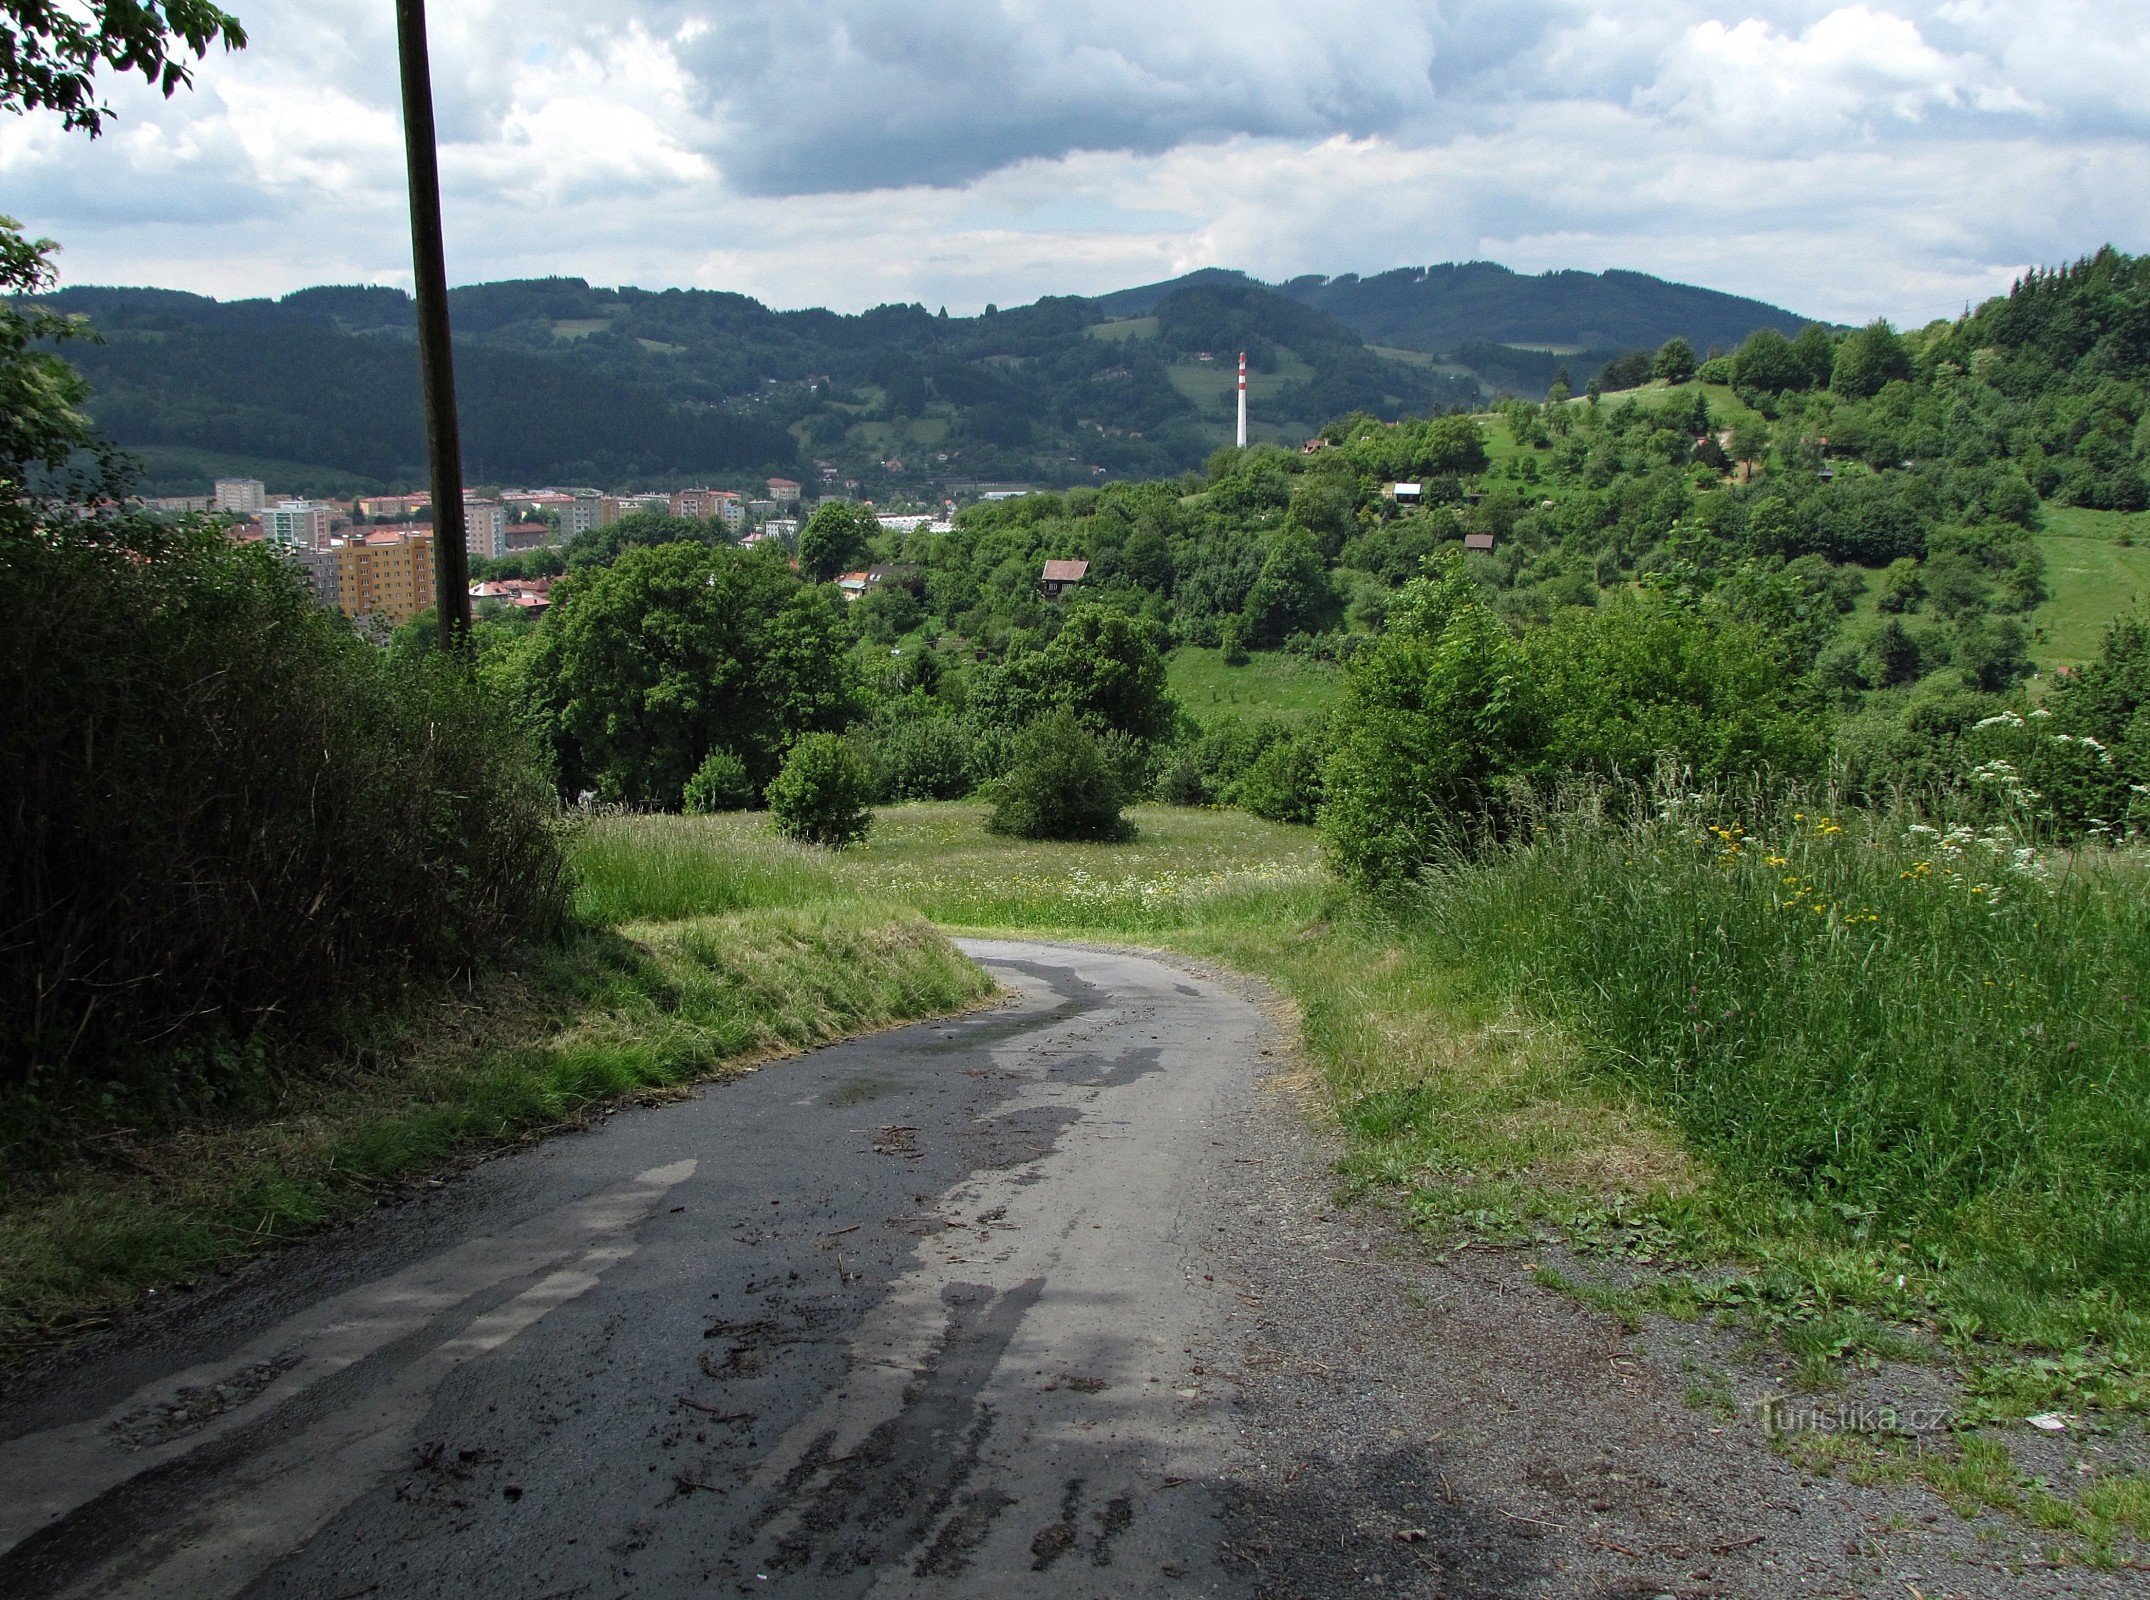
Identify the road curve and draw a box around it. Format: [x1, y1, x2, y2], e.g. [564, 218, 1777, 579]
[0, 939, 1271, 1599]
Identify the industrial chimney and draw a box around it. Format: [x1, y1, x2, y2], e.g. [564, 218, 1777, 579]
[1236, 350, 1247, 449]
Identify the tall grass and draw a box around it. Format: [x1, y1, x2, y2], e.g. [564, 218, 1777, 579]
[1410, 793, 2150, 1340]
[572, 803, 1330, 936]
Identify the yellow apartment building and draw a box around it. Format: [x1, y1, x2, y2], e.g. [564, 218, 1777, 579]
[336, 530, 437, 626]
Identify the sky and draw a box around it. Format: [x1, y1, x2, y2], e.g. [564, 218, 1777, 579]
[4, 0, 2146, 326]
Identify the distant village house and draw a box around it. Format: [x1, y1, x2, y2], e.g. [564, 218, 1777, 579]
[1040, 558, 1089, 600]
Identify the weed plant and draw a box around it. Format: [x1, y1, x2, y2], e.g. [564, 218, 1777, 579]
[1406, 787, 2150, 1352]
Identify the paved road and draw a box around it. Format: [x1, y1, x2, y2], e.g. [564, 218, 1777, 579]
[0, 940, 1268, 1599]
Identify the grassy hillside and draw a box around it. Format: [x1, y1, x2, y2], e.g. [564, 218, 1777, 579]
[2034, 508, 2150, 670]
[1166, 647, 1345, 721]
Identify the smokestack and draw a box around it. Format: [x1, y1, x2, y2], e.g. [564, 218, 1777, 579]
[1236, 350, 1247, 449]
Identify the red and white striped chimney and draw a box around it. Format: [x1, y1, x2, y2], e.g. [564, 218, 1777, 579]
[1236, 350, 1247, 448]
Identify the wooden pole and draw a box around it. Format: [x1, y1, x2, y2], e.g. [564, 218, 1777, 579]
[394, 0, 471, 653]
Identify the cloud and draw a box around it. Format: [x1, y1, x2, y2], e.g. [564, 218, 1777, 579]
[0, 2, 2142, 327]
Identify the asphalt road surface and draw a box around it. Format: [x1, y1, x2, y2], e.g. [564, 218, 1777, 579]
[7, 939, 2137, 1599]
[0, 940, 1272, 1599]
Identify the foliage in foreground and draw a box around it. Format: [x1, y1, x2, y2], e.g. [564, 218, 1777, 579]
[1403, 792, 2150, 1349]
[0, 524, 568, 1115]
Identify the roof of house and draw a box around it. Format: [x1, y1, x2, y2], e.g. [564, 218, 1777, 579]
[1463, 532, 1496, 550]
[1041, 558, 1090, 582]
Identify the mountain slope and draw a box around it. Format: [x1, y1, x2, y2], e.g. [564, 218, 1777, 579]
[1273, 262, 1812, 354]
[43, 258, 1814, 497]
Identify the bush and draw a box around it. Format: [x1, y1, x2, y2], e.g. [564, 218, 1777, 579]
[1, 528, 566, 1101]
[873, 716, 978, 801]
[683, 748, 756, 814]
[768, 733, 875, 848]
[1236, 729, 1327, 825]
[1320, 553, 1544, 890]
[986, 709, 1134, 841]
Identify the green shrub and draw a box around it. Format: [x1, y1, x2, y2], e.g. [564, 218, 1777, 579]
[682, 748, 756, 814]
[873, 716, 977, 801]
[986, 709, 1134, 841]
[1218, 615, 1250, 667]
[0, 527, 566, 1103]
[768, 733, 875, 848]
[1237, 728, 1327, 825]
[1320, 552, 1543, 890]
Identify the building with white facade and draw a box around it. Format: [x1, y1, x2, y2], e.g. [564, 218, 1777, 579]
[214, 478, 268, 513]
[258, 501, 335, 550]
[463, 497, 508, 560]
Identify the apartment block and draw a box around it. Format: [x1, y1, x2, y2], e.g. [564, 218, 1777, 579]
[289, 545, 342, 609]
[554, 498, 601, 540]
[214, 477, 268, 513]
[259, 501, 336, 550]
[335, 530, 437, 626]
[463, 497, 508, 559]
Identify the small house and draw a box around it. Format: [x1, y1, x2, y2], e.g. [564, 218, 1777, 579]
[1385, 482, 1423, 504]
[1463, 532, 1496, 553]
[1040, 558, 1089, 600]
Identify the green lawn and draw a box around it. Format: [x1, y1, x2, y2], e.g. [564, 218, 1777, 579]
[2033, 510, 2150, 670]
[1166, 646, 1345, 721]
[1085, 316, 1158, 342]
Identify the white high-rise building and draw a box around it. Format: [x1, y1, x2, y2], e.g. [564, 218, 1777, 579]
[258, 501, 335, 550]
[463, 498, 507, 560]
[214, 477, 268, 513]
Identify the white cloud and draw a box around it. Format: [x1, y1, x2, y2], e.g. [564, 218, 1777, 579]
[2, 1, 2143, 326]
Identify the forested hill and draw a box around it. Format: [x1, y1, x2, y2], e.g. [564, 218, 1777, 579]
[1096, 262, 1810, 357]
[43, 260, 1813, 498]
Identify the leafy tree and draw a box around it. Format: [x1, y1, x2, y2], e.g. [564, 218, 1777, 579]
[798, 499, 877, 582]
[1831, 319, 1912, 399]
[0, 220, 122, 531]
[1730, 328, 1809, 395]
[970, 607, 1175, 746]
[1243, 534, 1333, 645]
[1526, 594, 1828, 785]
[1789, 323, 1837, 390]
[1651, 337, 1697, 384]
[567, 511, 719, 568]
[539, 542, 859, 807]
[1320, 552, 1544, 890]
[0, 0, 244, 135]
[986, 708, 1133, 841]
[768, 733, 874, 848]
[871, 714, 977, 801]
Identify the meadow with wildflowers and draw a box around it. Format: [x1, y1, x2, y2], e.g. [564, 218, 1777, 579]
[1398, 791, 2150, 1357]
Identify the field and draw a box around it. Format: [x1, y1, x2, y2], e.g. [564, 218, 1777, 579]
[1166, 646, 1345, 722]
[2033, 508, 2150, 671]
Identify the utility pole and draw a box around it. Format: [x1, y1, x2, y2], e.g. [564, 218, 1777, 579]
[394, 0, 471, 653]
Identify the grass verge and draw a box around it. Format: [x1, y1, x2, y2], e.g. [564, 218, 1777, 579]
[0, 906, 991, 1356]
